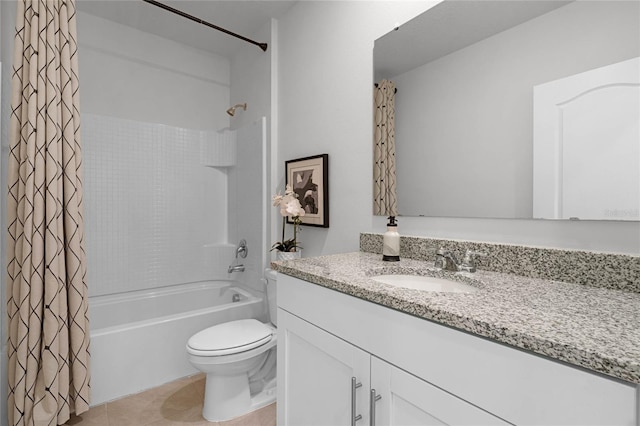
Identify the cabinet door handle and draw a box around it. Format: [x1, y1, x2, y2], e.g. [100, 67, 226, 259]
[369, 389, 382, 426]
[351, 377, 362, 425]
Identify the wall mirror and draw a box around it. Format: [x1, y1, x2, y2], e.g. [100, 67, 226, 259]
[373, 0, 639, 220]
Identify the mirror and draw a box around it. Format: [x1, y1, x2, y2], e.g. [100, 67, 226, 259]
[374, 0, 640, 220]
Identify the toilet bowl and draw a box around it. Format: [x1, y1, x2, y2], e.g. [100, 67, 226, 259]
[187, 269, 278, 422]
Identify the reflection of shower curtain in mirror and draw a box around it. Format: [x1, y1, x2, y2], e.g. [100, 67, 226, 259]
[374, 80, 397, 216]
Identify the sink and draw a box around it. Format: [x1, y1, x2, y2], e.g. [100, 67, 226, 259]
[371, 274, 479, 293]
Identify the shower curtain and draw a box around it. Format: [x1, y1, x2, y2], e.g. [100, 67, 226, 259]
[373, 79, 398, 216]
[7, 0, 91, 424]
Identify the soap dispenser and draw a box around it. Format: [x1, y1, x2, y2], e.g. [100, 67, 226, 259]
[382, 216, 400, 262]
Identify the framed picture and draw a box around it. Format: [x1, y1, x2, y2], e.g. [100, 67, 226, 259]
[285, 154, 329, 228]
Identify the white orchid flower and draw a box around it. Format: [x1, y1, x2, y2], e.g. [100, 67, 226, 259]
[272, 192, 283, 207]
[284, 184, 296, 197]
[285, 199, 305, 217]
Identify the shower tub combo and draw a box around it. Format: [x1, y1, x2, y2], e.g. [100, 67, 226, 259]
[89, 281, 264, 405]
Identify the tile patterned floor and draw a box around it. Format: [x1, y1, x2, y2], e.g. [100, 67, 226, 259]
[64, 374, 276, 426]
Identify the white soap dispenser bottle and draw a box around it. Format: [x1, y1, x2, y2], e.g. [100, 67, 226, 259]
[382, 216, 400, 262]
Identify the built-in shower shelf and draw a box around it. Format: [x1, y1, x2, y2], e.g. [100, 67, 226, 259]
[201, 128, 236, 167]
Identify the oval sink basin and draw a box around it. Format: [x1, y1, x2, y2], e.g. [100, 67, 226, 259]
[371, 274, 478, 293]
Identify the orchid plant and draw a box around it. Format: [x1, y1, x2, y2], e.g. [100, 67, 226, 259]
[272, 184, 305, 252]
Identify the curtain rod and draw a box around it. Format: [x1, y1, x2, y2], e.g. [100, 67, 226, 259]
[141, 0, 268, 52]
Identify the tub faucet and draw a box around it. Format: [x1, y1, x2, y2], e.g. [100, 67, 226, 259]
[236, 239, 248, 259]
[228, 264, 245, 273]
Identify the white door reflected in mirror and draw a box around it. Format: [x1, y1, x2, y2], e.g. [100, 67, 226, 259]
[533, 57, 640, 221]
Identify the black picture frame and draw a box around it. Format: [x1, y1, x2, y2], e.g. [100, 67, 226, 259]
[285, 154, 329, 228]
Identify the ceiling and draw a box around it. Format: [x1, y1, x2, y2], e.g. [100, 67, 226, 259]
[76, 0, 297, 57]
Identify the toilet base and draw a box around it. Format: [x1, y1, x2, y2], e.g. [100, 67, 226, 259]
[201, 373, 277, 422]
[202, 373, 249, 421]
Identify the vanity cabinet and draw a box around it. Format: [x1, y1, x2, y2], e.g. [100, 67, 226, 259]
[277, 307, 370, 425]
[371, 356, 508, 425]
[278, 308, 507, 425]
[277, 274, 639, 426]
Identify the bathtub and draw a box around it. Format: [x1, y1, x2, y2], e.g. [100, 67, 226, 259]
[89, 281, 264, 405]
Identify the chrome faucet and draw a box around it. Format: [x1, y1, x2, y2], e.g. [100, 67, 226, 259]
[228, 264, 245, 273]
[435, 248, 460, 271]
[236, 239, 248, 259]
[228, 240, 248, 273]
[435, 248, 485, 273]
[459, 250, 486, 272]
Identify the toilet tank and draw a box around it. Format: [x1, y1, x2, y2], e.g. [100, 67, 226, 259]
[264, 268, 278, 326]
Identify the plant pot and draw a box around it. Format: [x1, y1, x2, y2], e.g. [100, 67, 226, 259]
[276, 249, 303, 261]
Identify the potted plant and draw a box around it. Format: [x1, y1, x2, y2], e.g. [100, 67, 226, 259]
[272, 184, 305, 260]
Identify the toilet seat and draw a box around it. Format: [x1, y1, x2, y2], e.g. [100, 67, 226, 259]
[187, 319, 273, 356]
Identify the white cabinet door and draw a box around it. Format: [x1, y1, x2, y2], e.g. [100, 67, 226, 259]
[371, 357, 510, 426]
[277, 308, 370, 426]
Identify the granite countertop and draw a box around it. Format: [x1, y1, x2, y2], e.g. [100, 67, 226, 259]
[272, 251, 640, 385]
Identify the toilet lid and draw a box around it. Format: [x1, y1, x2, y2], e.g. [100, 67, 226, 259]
[187, 319, 273, 356]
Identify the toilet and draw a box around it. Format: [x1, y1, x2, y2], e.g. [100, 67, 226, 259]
[187, 269, 278, 422]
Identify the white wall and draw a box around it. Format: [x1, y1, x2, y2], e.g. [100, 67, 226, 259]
[278, 1, 437, 257]
[230, 20, 273, 133]
[77, 11, 230, 131]
[228, 119, 267, 300]
[277, 0, 640, 255]
[393, 1, 639, 219]
[229, 20, 275, 297]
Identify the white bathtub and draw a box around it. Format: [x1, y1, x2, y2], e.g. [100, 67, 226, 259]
[89, 281, 264, 405]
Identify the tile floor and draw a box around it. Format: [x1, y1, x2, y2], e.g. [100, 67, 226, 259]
[64, 374, 276, 426]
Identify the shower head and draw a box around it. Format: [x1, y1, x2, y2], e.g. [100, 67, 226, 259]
[226, 103, 247, 117]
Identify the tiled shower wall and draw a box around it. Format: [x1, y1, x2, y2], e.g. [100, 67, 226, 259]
[228, 118, 268, 295]
[83, 114, 234, 297]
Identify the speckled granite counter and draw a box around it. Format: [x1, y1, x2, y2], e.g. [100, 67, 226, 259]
[272, 251, 640, 384]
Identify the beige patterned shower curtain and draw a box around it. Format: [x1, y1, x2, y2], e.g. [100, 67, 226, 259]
[373, 79, 397, 216]
[7, 0, 90, 424]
